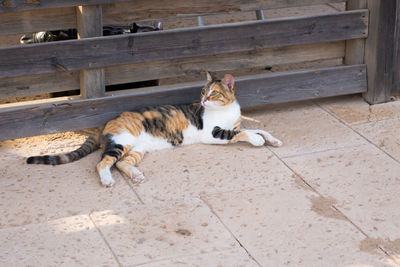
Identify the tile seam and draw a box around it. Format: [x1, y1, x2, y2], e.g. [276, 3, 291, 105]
[122, 176, 145, 204]
[130, 249, 240, 267]
[200, 196, 263, 267]
[88, 213, 123, 267]
[278, 143, 370, 159]
[309, 102, 400, 264]
[316, 102, 400, 166]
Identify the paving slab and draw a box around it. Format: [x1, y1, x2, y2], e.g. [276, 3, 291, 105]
[242, 102, 366, 158]
[318, 96, 400, 125]
[0, 214, 117, 266]
[133, 144, 294, 203]
[284, 145, 400, 258]
[203, 188, 395, 266]
[0, 145, 140, 228]
[353, 118, 400, 162]
[139, 248, 258, 267]
[91, 198, 239, 266]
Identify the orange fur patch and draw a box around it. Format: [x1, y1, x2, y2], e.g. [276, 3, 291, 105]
[116, 151, 144, 177]
[96, 155, 117, 172]
[165, 109, 189, 133]
[233, 117, 241, 130]
[104, 112, 144, 136]
[229, 132, 249, 143]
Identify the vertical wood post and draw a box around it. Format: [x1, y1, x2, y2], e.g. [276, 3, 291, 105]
[393, 2, 400, 96]
[363, 0, 397, 104]
[197, 16, 205, 26]
[344, 0, 366, 65]
[76, 5, 105, 99]
[255, 10, 264, 20]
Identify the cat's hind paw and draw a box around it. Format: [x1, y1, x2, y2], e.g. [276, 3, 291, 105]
[131, 166, 146, 184]
[99, 168, 116, 187]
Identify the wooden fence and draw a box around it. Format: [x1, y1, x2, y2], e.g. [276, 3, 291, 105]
[0, 0, 398, 141]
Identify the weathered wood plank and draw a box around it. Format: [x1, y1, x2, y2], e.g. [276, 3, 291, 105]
[76, 5, 103, 39]
[0, 71, 79, 98]
[1, 0, 345, 14]
[344, 0, 366, 65]
[0, 65, 366, 141]
[102, 0, 345, 24]
[0, 34, 21, 47]
[0, 0, 126, 13]
[0, 41, 344, 98]
[0, 0, 346, 34]
[105, 41, 345, 85]
[0, 7, 76, 35]
[0, 10, 368, 79]
[364, 0, 397, 104]
[80, 68, 105, 98]
[76, 5, 105, 98]
[393, 2, 400, 96]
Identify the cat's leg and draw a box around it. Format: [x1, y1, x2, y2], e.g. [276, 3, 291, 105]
[96, 143, 129, 187]
[245, 129, 283, 147]
[205, 126, 264, 146]
[201, 126, 231, 145]
[229, 129, 282, 147]
[115, 150, 146, 183]
[229, 131, 265, 146]
[206, 126, 282, 147]
[97, 156, 118, 187]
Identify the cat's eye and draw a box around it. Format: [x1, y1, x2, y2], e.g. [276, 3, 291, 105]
[210, 90, 218, 96]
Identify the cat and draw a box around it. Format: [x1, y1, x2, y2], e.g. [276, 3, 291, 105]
[27, 72, 283, 187]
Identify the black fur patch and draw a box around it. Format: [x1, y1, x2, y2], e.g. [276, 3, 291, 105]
[26, 155, 59, 165]
[102, 134, 124, 160]
[212, 126, 239, 140]
[140, 104, 203, 146]
[177, 104, 204, 130]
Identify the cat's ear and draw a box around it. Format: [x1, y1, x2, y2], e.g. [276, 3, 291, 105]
[206, 71, 213, 82]
[222, 74, 235, 92]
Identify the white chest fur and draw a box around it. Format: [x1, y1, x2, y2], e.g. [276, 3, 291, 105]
[203, 101, 241, 130]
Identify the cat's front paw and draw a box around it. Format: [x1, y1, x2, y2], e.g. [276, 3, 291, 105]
[249, 130, 283, 147]
[249, 133, 265, 146]
[131, 166, 146, 183]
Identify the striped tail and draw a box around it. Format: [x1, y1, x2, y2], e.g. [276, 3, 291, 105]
[26, 135, 99, 165]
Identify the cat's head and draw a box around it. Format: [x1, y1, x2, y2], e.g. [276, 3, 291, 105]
[200, 71, 236, 109]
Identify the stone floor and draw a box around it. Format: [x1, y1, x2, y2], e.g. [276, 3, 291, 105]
[0, 95, 400, 266]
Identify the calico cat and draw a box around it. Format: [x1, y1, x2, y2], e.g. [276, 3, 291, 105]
[27, 72, 282, 187]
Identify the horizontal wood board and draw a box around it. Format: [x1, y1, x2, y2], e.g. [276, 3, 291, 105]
[1, 0, 345, 14]
[0, 7, 76, 35]
[101, 0, 345, 24]
[0, 41, 345, 98]
[0, 0, 346, 35]
[0, 64, 366, 141]
[0, 10, 367, 79]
